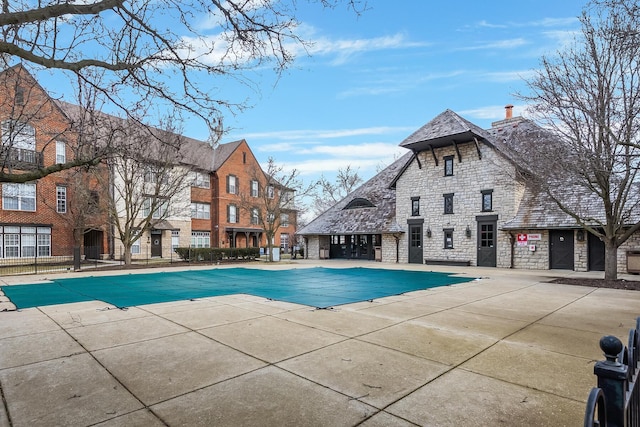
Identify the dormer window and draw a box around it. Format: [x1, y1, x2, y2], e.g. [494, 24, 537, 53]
[344, 198, 375, 210]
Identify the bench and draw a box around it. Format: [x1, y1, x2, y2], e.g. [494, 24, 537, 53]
[424, 259, 471, 267]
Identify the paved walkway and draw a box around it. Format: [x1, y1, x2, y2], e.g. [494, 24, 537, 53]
[1, 261, 638, 426]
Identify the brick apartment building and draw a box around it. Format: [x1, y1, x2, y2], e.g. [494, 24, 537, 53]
[0, 65, 109, 259]
[0, 65, 296, 261]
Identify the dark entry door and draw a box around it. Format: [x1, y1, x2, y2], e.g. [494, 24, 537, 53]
[408, 224, 423, 264]
[477, 220, 497, 267]
[83, 230, 103, 259]
[550, 230, 574, 269]
[151, 230, 162, 258]
[588, 232, 605, 271]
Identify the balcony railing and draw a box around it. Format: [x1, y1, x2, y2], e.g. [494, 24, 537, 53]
[0, 147, 44, 168]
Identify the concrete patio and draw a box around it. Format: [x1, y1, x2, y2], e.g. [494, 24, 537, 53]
[1, 261, 638, 426]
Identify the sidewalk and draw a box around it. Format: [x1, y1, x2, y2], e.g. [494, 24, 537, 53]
[1, 261, 638, 426]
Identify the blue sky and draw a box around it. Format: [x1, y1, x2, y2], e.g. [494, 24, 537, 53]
[33, 0, 586, 187]
[216, 0, 586, 184]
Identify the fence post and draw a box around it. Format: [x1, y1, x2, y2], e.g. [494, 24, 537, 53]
[593, 335, 627, 427]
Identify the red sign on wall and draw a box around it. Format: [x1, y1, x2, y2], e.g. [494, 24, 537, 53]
[517, 233, 528, 246]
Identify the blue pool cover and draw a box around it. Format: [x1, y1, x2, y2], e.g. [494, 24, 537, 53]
[2, 267, 475, 309]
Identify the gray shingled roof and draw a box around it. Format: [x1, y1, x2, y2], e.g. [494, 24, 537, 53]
[400, 109, 493, 151]
[56, 99, 246, 173]
[180, 139, 244, 172]
[298, 152, 413, 235]
[502, 190, 585, 230]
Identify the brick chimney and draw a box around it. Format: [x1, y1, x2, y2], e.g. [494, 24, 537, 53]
[505, 104, 514, 119]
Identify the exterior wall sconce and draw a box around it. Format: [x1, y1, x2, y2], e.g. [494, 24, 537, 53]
[465, 225, 472, 238]
[576, 229, 585, 242]
[426, 227, 432, 238]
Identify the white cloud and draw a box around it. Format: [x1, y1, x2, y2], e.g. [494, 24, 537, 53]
[299, 142, 403, 159]
[472, 16, 578, 30]
[456, 38, 529, 51]
[275, 152, 404, 177]
[484, 69, 537, 83]
[244, 126, 414, 142]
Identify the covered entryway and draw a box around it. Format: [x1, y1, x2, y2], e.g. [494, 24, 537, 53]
[150, 230, 162, 257]
[408, 221, 423, 264]
[550, 230, 574, 270]
[588, 231, 605, 271]
[83, 229, 103, 260]
[477, 217, 497, 267]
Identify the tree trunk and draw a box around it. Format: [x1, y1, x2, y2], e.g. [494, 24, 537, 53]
[604, 241, 618, 280]
[267, 233, 274, 262]
[123, 245, 133, 265]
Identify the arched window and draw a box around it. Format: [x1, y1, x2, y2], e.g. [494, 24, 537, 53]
[343, 198, 375, 210]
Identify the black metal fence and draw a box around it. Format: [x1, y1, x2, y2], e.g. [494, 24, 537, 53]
[0, 246, 278, 276]
[0, 247, 101, 276]
[584, 316, 640, 427]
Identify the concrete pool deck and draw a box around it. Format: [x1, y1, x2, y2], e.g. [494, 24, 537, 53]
[0, 260, 638, 426]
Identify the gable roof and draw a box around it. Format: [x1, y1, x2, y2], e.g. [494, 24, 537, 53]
[298, 151, 413, 236]
[0, 64, 75, 127]
[213, 140, 244, 170]
[399, 109, 493, 152]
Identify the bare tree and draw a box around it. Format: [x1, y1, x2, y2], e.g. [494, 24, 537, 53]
[0, 0, 363, 182]
[311, 165, 362, 216]
[240, 157, 314, 261]
[513, 0, 640, 279]
[44, 166, 108, 248]
[98, 119, 192, 264]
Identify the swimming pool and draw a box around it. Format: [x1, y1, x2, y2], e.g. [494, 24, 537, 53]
[2, 267, 475, 309]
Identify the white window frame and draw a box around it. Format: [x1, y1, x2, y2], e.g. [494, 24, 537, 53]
[228, 175, 237, 194]
[1, 120, 35, 150]
[191, 231, 210, 248]
[37, 230, 51, 257]
[280, 213, 289, 227]
[56, 140, 66, 164]
[171, 230, 180, 251]
[267, 185, 274, 199]
[191, 202, 210, 219]
[56, 186, 67, 213]
[280, 233, 289, 250]
[143, 197, 169, 219]
[131, 237, 141, 254]
[251, 208, 259, 225]
[4, 233, 19, 258]
[2, 183, 36, 211]
[192, 171, 210, 188]
[251, 180, 259, 197]
[229, 204, 238, 223]
[0, 226, 51, 259]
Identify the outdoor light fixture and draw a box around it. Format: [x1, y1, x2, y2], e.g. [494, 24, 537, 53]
[577, 229, 585, 242]
[426, 227, 432, 238]
[465, 225, 472, 238]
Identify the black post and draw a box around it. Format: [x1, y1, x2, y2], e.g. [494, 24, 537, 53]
[593, 335, 627, 427]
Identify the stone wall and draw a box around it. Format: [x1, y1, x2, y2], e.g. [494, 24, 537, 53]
[510, 230, 550, 270]
[394, 141, 523, 267]
[381, 234, 399, 263]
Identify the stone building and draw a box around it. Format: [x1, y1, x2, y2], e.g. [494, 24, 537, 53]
[299, 107, 639, 273]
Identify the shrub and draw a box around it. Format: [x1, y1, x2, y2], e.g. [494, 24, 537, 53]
[174, 247, 260, 262]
